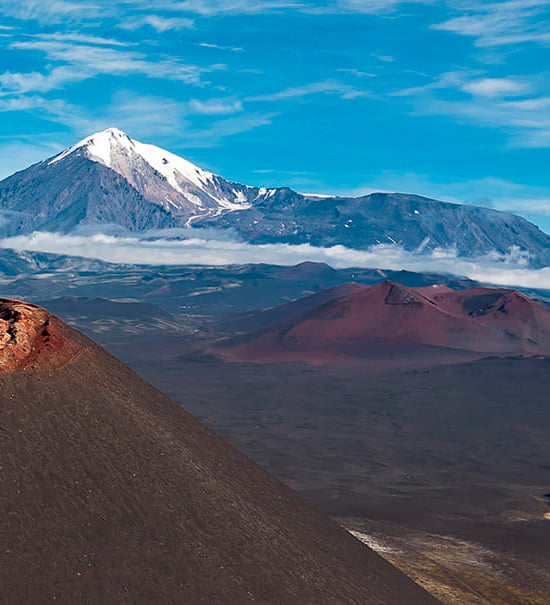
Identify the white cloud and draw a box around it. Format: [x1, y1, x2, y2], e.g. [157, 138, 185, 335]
[337, 68, 377, 78]
[434, 0, 550, 47]
[2, 230, 550, 289]
[462, 77, 530, 97]
[159, 0, 306, 16]
[175, 112, 277, 147]
[189, 98, 243, 114]
[0, 67, 84, 94]
[248, 80, 366, 102]
[0, 0, 433, 23]
[393, 70, 550, 148]
[31, 32, 130, 46]
[8, 39, 207, 89]
[301, 0, 432, 16]
[0, 89, 273, 168]
[198, 42, 244, 51]
[120, 15, 195, 32]
[0, 95, 83, 131]
[0, 0, 102, 23]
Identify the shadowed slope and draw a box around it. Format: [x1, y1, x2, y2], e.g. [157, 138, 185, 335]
[0, 299, 436, 603]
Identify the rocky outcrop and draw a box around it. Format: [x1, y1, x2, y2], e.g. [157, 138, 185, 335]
[0, 299, 80, 372]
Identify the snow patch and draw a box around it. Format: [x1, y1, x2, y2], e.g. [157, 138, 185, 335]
[302, 193, 334, 199]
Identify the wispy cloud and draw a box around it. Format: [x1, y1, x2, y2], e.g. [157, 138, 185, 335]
[461, 77, 531, 97]
[189, 98, 243, 114]
[337, 0, 431, 13]
[371, 53, 395, 62]
[0, 0, 102, 23]
[198, 42, 244, 52]
[434, 0, 550, 47]
[120, 15, 195, 32]
[0, 37, 210, 95]
[337, 68, 377, 78]
[300, 0, 432, 16]
[0, 0, 434, 23]
[393, 69, 550, 147]
[175, 112, 277, 147]
[160, 0, 306, 16]
[30, 32, 130, 46]
[248, 80, 366, 102]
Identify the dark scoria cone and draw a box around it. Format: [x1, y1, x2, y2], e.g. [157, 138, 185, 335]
[0, 297, 437, 603]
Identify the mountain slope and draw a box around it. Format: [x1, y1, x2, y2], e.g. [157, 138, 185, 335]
[200, 190, 550, 264]
[0, 128, 276, 234]
[219, 281, 550, 362]
[0, 298, 436, 603]
[1, 128, 549, 264]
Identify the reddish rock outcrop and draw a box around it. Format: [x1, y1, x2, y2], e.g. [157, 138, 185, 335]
[0, 299, 80, 372]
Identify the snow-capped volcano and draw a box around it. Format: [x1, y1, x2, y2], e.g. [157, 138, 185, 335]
[45, 127, 274, 226]
[1, 127, 550, 266]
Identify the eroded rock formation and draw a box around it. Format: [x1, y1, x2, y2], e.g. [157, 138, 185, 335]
[0, 299, 80, 372]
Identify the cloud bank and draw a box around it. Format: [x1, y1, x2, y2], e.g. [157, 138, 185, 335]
[2, 230, 550, 290]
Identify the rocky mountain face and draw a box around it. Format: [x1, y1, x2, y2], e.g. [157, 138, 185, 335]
[1, 128, 549, 265]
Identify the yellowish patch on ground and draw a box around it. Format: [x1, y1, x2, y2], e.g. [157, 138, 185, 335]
[347, 524, 549, 605]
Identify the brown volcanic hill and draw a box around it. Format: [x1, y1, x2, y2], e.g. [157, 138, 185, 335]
[0, 298, 436, 604]
[220, 281, 367, 334]
[219, 281, 550, 363]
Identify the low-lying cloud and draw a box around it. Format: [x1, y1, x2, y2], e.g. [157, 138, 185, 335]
[2, 229, 550, 290]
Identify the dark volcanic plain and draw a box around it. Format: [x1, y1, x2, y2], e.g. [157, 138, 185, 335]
[2, 262, 550, 603]
[105, 340, 550, 604]
[0, 299, 437, 604]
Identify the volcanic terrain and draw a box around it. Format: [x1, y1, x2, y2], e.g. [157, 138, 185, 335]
[219, 281, 550, 363]
[0, 298, 436, 603]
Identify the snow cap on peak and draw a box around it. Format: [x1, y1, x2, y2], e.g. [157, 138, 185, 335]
[48, 127, 134, 167]
[101, 127, 128, 137]
[48, 127, 217, 192]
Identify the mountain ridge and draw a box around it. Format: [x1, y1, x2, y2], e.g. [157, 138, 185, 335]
[1, 128, 549, 265]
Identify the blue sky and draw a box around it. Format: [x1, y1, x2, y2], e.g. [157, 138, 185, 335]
[1, 1, 550, 231]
